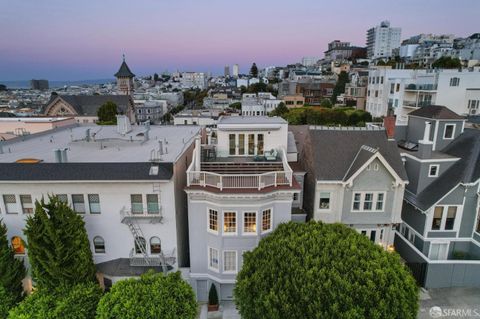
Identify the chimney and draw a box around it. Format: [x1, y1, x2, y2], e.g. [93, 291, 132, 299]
[418, 121, 433, 158]
[54, 149, 62, 163]
[383, 116, 396, 139]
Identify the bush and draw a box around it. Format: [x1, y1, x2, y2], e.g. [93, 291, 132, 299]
[8, 282, 102, 319]
[0, 286, 15, 319]
[96, 271, 197, 319]
[97, 101, 118, 124]
[234, 222, 419, 319]
[208, 283, 218, 306]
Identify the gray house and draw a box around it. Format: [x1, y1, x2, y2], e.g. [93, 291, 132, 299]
[296, 126, 408, 248]
[394, 105, 480, 288]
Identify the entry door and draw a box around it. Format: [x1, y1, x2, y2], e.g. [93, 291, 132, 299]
[196, 280, 208, 302]
[429, 243, 449, 260]
[359, 229, 378, 244]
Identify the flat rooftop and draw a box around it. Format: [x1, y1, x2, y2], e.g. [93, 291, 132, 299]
[0, 117, 72, 123]
[0, 124, 200, 163]
[218, 116, 287, 125]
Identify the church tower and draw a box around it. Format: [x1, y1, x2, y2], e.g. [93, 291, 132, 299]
[114, 55, 135, 95]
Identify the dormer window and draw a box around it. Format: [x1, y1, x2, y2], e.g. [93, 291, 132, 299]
[428, 164, 439, 177]
[443, 124, 455, 139]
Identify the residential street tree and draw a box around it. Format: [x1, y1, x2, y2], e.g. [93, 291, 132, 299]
[331, 71, 349, 104]
[269, 102, 289, 117]
[97, 101, 118, 124]
[432, 56, 462, 69]
[96, 271, 197, 319]
[0, 286, 15, 319]
[234, 222, 419, 319]
[23, 196, 97, 290]
[0, 221, 26, 303]
[249, 63, 258, 78]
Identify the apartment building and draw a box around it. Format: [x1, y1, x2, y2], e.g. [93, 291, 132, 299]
[241, 93, 282, 116]
[366, 21, 401, 60]
[185, 116, 304, 301]
[0, 117, 199, 287]
[181, 72, 208, 90]
[296, 126, 408, 248]
[344, 70, 369, 110]
[393, 106, 480, 288]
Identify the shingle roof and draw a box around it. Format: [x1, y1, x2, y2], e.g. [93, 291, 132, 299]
[308, 128, 408, 181]
[408, 105, 464, 120]
[114, 61, 135, 78]
[406, 128, 480, 211]
[43, 95, 131, 116]
[0, 162, 173, 181]
[96, 258, 171, 276]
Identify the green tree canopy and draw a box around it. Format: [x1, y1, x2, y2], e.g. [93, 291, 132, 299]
[249, 63, 258, 78]
[0, 286, 15, 319]
[432, 56, 462, 69]
[234, 222, 419, 319]
[320, 99, 332, 108]
[0, 221, 26, 303]
[269, 102, 289, 117]
[153, 73, 159, 82]
[8, 282, 102, 319]
[96, 271, 197, 319]
[97, 101, 118, 124]
[331, 71, 349, 104]
[23, 196, 96, 291]
[229, 102, 242, 110]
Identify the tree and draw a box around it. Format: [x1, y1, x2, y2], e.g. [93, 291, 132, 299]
[153, 73, 159, 82]
[8, 282, 102, 319]
[432, 56, 462, 69]
[0, 85, 7, 92]
[0, 286, 15, 319]
[249, 63, 258, 78]
[96, 271, 197, 319]
[229, 102, 242, 110]
[208, 283, 218, 306]
[97, 101, 118, 125]
[234, 222, 419, 319]
[0, 221, 26, 303]
[331, 71, 349, 104]
[320, 99, 332, 108]
[23, 196, 96, 291]
[270, 102, 289, 117]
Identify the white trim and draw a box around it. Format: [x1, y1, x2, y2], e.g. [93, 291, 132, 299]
[428, 204, 462, 232]
[188, 273, 236, 284]
[428, 164, 439, 177]
[242, 211, 258, 236]
[223, 250, 238, 274]
[351, 191, 386, 213]
[400, 152, 459, 163]
[222, 210, 237, 236]
[207, 246, 220, 273]
[443, 123, 456, 140]
[432, 119, 439, 151]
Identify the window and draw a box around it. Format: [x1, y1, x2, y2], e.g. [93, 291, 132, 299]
[134, 237, 146, 254]
[229, 134, 236, 155]
[208, 209, 218, 233]
[150, 237, 161, 254]
[380, 76, 384, 84]
[57, 194, 68, 203]
[93, 236, 105, 254]
[11, 236, 25, 255]
[319, 192, 330, 210]
[468, 100, 479, 115]
[445, 206, 457, 230]
[396, 83, 400, 92]
[476, 207, 480, 233]
[257, 134, 264, 154]
[72, 194, 85, 214]
[262, 209, 272, 233]
[443, 124, 455, 139]
[146, 194, 159, 214]
[131, 194, 143, 214]
[208, 247, 219, 271]
[375, 90, 378, 97]
[363, 193, 373, 210]
[373, 163, 379, 171]
[3, 195, 18, 214]
[390, 83, 394, 94]
[238, 134, 245, 155]
[449, 77, 460, 86]
[293, 193, 299, 201]
[352, 192, 385, 212]
[88, 194, 101, 214]
[243, 212, 257, 234]
[428, 165, 439, 177]
[20, 195, 33, 214]
[353, 193, 361, 210]
[223, 212, 236, 234]
[432, 206, 443, 230]
[376, 193, 384, 211]
[223, 251, 237, 273]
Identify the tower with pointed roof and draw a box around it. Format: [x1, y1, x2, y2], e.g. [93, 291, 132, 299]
[115, 55, 135, 96]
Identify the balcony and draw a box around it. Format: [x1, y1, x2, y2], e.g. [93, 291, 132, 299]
[129, 248, 176, 267]
[404, 84, 437, 91]
[120, 206, 163, 224]
[403, 100, 432, 108]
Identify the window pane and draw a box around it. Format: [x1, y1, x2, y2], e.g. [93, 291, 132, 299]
[88, 194, 101, 214]
[262, 209, 272, 232]
[223, 251, 237, 272]
[445, 206, 457, 230]
[229, 134, 236, 155]
[248, 134, 255, 155]
[257, 134, 264, 154]
[3, 195, 18, 214]
[238, 134, 245, 155]
[20, 195, 33, 214]
[93, 236, 105, 253]
[376, 193, 384, 211]
[432, 206, 443, 230]
[150, 237, 161, 254]
[319, 192, 330, 209]
[353, 193, 361, 210]
[131, 194, 143, 214]
[209, 209, 218, 232]
[244, 212, 257, 234]
[146, 194, 159, 214]
[209, 247, 219, 269]
[444, 125, 454, 138]
[364, 193, 373, 210]
[72, 194, 85, 214]
[57, 194, 68, 203]
[224, 212, 236, 233]
[134, 237, 146, 254]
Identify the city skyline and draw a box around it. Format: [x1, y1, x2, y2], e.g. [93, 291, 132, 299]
[1, 0, 479, 81]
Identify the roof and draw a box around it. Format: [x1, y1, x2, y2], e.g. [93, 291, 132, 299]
[408, 105, 464, 120]
[307, 127, 408, 181]
[114, 60, 135, 78]
[407, 128, 480, 210]
[96, 258, 170, 277]
[218, 116, 287, 125]
[43, 95, 132, 116]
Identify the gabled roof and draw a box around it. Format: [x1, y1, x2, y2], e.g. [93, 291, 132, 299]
[408, 105, 464, 120]
[406, 128, 480, 211]
[114, 60, 135, 78]
[307, 128, 408, 181]
[43, 95, 131, 116]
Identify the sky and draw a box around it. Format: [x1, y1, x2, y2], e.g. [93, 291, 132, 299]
[0, 0, 479, 81]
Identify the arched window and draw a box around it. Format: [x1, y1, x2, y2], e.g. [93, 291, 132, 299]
[11, 236, 25, 255]
[93, 236, 105, 254]
[134, 237, 146, 254]
[150, 237, 161, 254]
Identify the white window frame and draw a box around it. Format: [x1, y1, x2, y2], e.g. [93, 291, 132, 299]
[429, 205, 460, 231]
[318, 192, 331, 211]
[243, 211, 257, 235]
[71, 194, 86, 214]
[20, 195, 33, 214]
[223, 250, 237, 274]
[261, 208, 273, 234]
[443, 124, 455, 140]
[3, 194, 19, 214]
[223, 211, 237, 236]
[208, 247, 219, 272]
[428, 241, 449, 260]
[88, 194, 101, 214]
[428, 164, 439, 177]
[207, 208, 219, 235]
[351, 191, 386, 212]
[93, 236, 106, 254]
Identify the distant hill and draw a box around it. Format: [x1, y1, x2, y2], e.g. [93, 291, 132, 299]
[0, 79, 115, 89]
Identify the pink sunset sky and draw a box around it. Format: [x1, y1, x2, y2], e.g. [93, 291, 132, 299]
[0, 0, 479, 80]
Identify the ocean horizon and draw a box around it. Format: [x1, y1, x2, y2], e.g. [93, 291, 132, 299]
[0, 79, 116, 89]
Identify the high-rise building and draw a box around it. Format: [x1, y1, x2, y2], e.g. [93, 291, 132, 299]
[232, 64, 239, 78]
[30, 79, 49, 90]
[224, 65, 230, 77]
[366, 21, 401, 59]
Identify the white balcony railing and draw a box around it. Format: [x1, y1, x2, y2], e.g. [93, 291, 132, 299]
[129, 248, 176, 267]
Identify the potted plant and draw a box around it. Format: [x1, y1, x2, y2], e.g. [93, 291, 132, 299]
[208, 283, 219, 312]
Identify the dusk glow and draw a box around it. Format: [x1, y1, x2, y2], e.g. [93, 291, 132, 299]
[1, 0, 479, 80]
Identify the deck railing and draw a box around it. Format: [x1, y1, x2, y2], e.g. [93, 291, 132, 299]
[129, 248, 176, 267]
